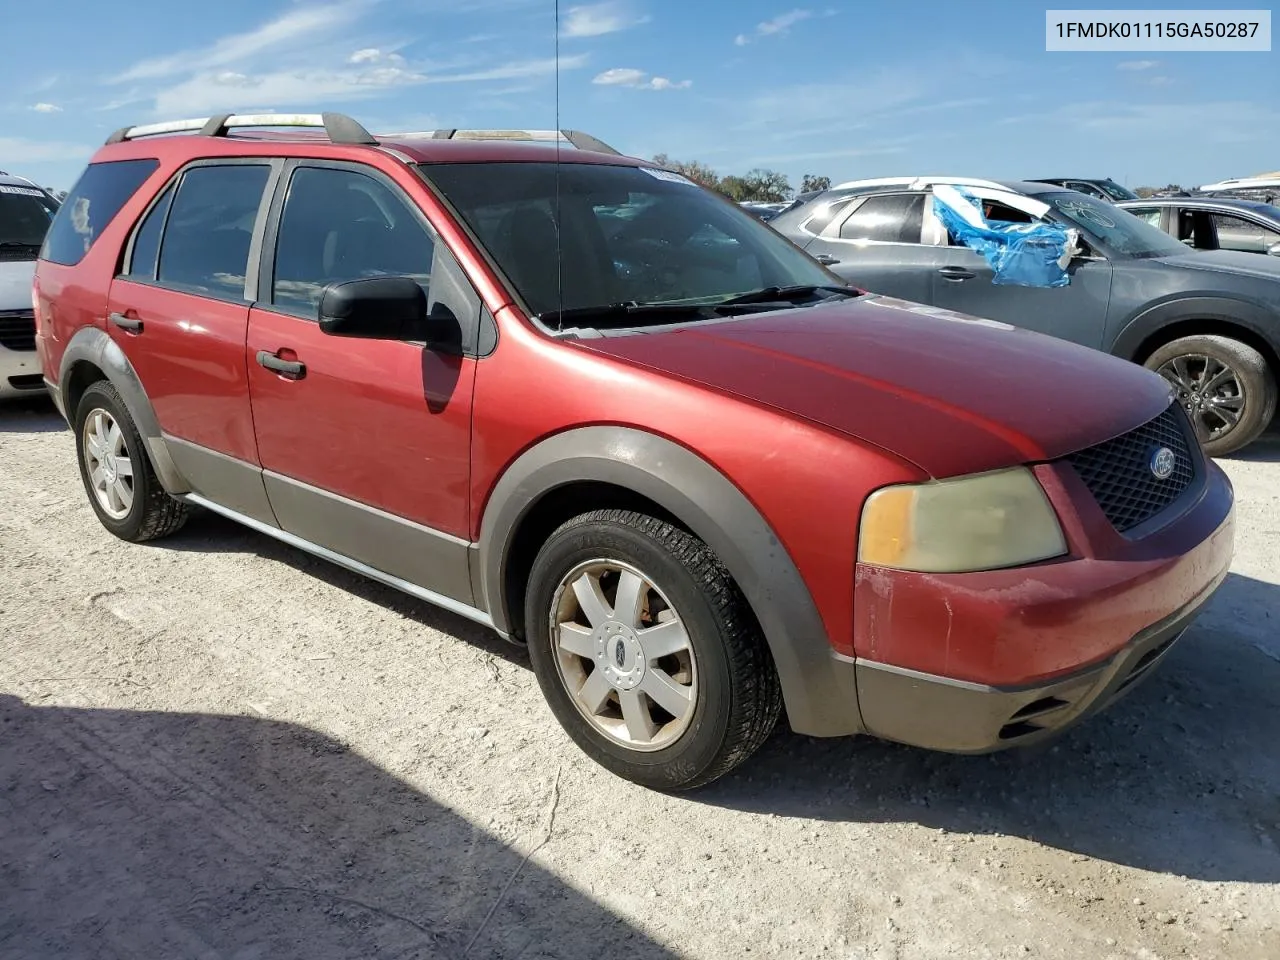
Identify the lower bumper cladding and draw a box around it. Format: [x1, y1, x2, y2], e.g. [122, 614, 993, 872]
[853, 569, 1226, 754]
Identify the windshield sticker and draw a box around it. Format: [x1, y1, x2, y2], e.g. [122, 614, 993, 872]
[0, 185, 46, 197]
[1053, 197, 1116, 229]
[639, 167, 697, 186]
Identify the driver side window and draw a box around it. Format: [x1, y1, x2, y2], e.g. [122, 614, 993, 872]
[272, 166, 434, 315]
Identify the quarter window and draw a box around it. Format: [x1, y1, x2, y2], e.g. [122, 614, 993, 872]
[41, 159, 159, 266]
[838, 194, 925, 243]
[272, 166, 434, 314]
[157, 165, 270, 300]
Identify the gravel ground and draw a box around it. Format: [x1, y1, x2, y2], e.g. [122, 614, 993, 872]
[1, 396, 1278, 960]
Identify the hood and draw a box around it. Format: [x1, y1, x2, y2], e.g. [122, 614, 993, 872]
[574, 295, 1174, 478]
[0, 259, 36, 311]
[1154, 248, 1280, 281]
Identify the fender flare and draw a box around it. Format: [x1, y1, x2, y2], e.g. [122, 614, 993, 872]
[56, 326, 190, 493]
[477, 426, 862, 737]
[1110, 296, 1280, 363]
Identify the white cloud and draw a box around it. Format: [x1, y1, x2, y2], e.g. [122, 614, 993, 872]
[0, 136, 90, 164]
[1117, 59, 1159, 71]
[110, 2, 363, 83]
[30, 102, 62, 113]
[153, 65, 428, 115]
[592, 67, 690, 90]
[736, 8, 812, 44]
[561, 2, 648, 38]
[430, 54, 589, 84]
[348, 47, 405, 65]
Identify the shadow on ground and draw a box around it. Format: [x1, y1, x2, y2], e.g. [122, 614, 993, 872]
[0, 396, 66, 434]
[0, 694, 674, 960]
[701, 571, 1280, 885]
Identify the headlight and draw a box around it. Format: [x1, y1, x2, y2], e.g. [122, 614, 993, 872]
[858, 466, 1067, 573]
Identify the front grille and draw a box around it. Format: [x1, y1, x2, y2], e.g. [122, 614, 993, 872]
[0, 310, 36, 351]
[1065, 404, 1197, 533]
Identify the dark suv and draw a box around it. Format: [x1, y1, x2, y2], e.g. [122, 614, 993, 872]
[35, 114, 1234, 790]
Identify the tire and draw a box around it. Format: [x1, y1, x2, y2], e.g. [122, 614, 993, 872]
[1143, 334, 1278, 457]
[74, 381, 190, 542]
[524, 509, 782, 791]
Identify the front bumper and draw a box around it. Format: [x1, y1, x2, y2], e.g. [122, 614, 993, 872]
[0, 344, 43, 398]
[852, 567, 1225, 752]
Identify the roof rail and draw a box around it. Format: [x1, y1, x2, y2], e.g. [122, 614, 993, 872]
[833, 175, 1010, 192]
[104, 112, 378, 146]
[378, 128, 621, 156]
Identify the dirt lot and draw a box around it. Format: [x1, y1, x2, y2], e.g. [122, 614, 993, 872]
[1, 397, 1277, 960]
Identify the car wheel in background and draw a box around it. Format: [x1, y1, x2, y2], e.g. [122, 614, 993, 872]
[73, 381, 190, 541]
[1145, 334, 1278, 457]
[524, 509, 781, 791]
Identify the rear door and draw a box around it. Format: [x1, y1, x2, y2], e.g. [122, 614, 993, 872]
[245, 160, 481, 605]
[926, 187, 1114, 346]
[106, 159, 279, 522]
[802, 191, 937, 302]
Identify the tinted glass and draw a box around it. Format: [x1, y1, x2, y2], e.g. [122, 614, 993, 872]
[1211, 212, 1280, 253]
[41, 159, 158, 266]
[0, 185, 60, 258]
[803, 196, 855, 235]
[838, 193, 925, 243]
[1096, 180, 1140, 201]
[124, 184, 173, 280]
[1043, 192, 1188, 258]
[158, 165, 269, 300]
[273, 166, 434, 314]
[420, 162, 833, 316]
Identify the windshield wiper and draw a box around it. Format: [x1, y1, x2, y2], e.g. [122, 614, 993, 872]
[537, 302, 718, 326]
[716, 284, 857, 306]
[0, 241, 42, 249]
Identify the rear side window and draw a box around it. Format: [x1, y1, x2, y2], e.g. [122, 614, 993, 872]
[123, 184, 174, 280]
[158, 164, 270, 301]
[838, 193, 925, 243]
[41, 159, 159, 266]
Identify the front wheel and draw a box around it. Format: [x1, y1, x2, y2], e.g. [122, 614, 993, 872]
[524, 509, 781, 791]
[1144, 334, 1278, 457]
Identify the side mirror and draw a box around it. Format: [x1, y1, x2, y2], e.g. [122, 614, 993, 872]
[318, 277, 460, 350]
[1268, 241, 1280, 257]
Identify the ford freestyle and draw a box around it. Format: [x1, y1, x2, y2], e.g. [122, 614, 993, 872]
[34, 113, 1236, 790]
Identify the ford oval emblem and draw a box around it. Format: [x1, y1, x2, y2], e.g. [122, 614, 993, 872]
[1150, 446, 1176, 480]
[613, 638, 627, 668]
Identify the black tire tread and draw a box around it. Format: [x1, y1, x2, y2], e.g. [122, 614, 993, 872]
[539, 508, 781, 790]
[76, 381, 190, 542]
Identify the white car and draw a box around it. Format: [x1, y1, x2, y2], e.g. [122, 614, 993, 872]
[0, 171, 59, 399]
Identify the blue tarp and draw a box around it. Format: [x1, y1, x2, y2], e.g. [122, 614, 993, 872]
[931, 186, 1073, 288]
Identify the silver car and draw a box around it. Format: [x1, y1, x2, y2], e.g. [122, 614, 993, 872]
[0, 171, 60, 399]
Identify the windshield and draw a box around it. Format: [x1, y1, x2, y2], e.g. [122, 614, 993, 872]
[419, 161, 836, 320]
[0, 185, 60, 255]
[1042, 191, 1189, 258]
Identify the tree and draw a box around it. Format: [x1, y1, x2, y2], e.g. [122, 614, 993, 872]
[649, 154, 722, 191]
[740, 168, 793, 202]
[800, 174, 831, 194]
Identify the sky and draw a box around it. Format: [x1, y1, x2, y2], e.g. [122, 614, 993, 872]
[4, 0, 1278, 192]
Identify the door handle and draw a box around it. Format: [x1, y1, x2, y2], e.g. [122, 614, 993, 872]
[938, 266, 976, 281]
[109, 312, 143, 333]
[256, 350, 306, 379]
[813, 253, 841, 265]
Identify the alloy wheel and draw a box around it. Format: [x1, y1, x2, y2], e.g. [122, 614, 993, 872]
[550, 559, 697, 752]
[1156, 353, 1245, 444]
[82, 408, 135, 520]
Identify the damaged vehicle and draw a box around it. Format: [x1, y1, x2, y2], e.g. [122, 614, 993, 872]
[770, 176, 1280, 455]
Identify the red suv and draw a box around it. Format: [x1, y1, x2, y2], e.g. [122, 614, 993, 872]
[34, 113, 1235, 790]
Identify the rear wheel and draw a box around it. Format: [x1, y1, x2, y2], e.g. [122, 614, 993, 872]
[524, 509, 781, 791]
[1144, 334, 1277, 457]
[74, 381, 189, 541]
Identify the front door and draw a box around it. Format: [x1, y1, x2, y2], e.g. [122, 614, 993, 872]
[246, 161, 482, 605]
[925, 189, 1115, 347]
